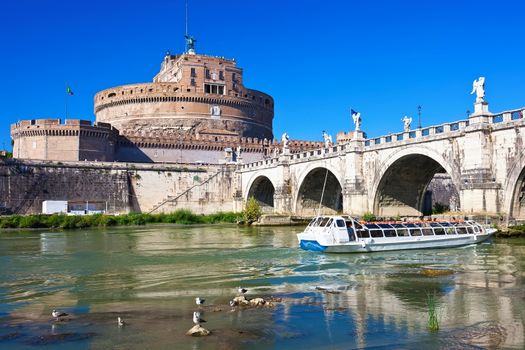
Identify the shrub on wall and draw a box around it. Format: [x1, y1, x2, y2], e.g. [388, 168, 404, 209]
[362, 212, 377, 222]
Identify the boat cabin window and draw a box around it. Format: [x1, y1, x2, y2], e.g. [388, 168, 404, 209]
[473, 225, 480, 233]
[410, 228, 422, 236]
[336, 219, 346, 228]
[457, 227, 468, 234]
[445, 227, 456, 235]
[434, 228, 445, 235]
[466, 226, 474, 234]
[422, 228, 434, 236]
[397, 228, 409, 237]
[384, 229, 396, 237]
[319, 217, 330, 226]
[353, 222, 363, 230]
[370, 230, 384, 238]
[325, 218, 333, 227]
[356, 230, 370, 238]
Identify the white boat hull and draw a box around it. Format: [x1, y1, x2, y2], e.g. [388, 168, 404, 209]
[298, 229, 497, 254]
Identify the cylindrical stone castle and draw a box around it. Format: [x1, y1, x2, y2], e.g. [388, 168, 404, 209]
[94, 52, 274, 141]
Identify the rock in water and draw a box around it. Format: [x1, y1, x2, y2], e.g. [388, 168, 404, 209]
[249, 298, 266, 306]
[232, 296, 250, 306]
[186, 324, 211, 337]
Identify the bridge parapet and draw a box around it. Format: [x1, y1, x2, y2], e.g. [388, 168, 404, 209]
[239, 107, 525, 171]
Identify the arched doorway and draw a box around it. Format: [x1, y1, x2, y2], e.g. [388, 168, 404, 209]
[374, 154, 459, 217]
[296, 168, 343, 216]
[247, 176, 275, 213]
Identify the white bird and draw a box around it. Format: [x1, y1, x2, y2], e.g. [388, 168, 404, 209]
[237, 286, 247, 295]
[117, 317, 126, 327]
[195, 297, 205, 305]
[193, 311, 206, 325]
[52, 309, 68, 320]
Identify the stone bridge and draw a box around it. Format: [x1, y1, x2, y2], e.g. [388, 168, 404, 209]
[236, 102, 525, 219]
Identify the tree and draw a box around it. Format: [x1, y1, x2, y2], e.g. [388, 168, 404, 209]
[243, 197, 262, 224]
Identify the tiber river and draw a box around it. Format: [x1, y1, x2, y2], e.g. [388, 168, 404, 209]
[0, 225, 523, 349]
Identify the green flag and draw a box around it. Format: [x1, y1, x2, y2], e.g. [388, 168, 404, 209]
[66, 86, 74, 96]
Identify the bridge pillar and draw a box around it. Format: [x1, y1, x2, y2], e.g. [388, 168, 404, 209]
[460, 102, 501, 214]
[273, 154, 293, 213]
[343, 134, 368, 215]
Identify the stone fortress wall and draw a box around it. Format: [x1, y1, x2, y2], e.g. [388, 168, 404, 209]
[0, 159, 237, 215]
[11, 119, 118, 162]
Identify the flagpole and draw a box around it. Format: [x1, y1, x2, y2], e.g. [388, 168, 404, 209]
[65, 83, 68, 119]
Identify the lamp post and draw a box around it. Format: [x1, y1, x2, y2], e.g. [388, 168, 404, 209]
[417, 105, 422, 129]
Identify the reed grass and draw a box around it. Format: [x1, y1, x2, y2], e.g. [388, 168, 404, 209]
[426, 290, 440, 332]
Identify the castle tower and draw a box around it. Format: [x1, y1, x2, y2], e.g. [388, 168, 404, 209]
[94, 39, 274, 144]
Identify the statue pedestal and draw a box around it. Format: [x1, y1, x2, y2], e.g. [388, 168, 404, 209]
[353, 130, 365, 140]
[472, 101, 490, 116]
[469, 101, 491, 124]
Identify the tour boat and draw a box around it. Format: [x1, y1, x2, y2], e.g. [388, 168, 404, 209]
[297, 216, 497, 253]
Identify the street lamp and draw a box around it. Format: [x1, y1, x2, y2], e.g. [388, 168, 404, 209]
[417, 105, 422, 129]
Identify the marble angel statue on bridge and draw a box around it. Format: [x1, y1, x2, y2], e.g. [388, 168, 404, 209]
[281, 132, 290, 154]
[351, 109, 361, 131]
[322, 130, 333, 148]
[402, 115, 412, 132]
[471, 76, 485, 103]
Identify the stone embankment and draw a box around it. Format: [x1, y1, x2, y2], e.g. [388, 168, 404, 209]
[0, 159, 237, 215]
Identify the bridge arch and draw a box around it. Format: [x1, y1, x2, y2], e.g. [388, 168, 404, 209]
[371, 146, 461, 217]
[246, 175, 275, 213]
[294, 165, 343, 216]
[503, 152, 525, 220]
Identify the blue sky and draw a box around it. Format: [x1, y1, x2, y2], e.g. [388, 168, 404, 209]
[1, 0, 524, 149]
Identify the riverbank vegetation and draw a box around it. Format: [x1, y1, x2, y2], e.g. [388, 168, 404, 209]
[0, 210, 241, 229]
[499, 224, 525, 237]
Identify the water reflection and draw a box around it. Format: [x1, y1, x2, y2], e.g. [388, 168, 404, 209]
[0, 227, 523, 349]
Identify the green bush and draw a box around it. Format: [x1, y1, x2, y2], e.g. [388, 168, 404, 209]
[0, 215, 21, 228]
[432, 202, 448, 214]
[19, 215, 45, 228]
[362, 212, 377, 222]
[99, 215, 117, 226]
[243, 197, 262, 224]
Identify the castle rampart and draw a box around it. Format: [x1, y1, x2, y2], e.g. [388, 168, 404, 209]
[11, 119, 118, 162]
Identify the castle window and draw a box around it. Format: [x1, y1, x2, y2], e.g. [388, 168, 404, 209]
[191, 78, 196, 86]
[205, 69, 211, 79]
[219, 71, 224, 80]
[232, 73, 236, 82]
[191, 68, 197, 77]
[108, 92, 116, 98]
[204, 83, 225, 95]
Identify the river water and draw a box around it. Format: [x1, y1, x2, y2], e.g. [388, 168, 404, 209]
[0, 225, 523, 349]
